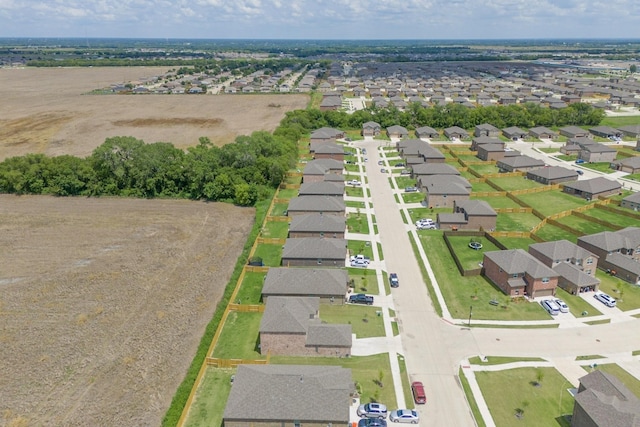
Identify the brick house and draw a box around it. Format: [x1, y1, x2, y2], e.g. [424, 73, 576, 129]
[415, 126, 439, 139]
[437, 199, 497, 231]
[578, 143, 617, 163]
[589, 126, 623, 139]
[259, 297, 352, 357]
[577, 227, 640, 285]
[444, 126, 470, 140]
[471, 136, 503, 151]
[362, 121, 381, 137]
[411, 163, 460, 179]
[477, 143, 516, 161]
[223, 364, 353, 427]
[529, 126, 557, 140]
[387, 125, 409, 139]
[419, 175, 471, 208]
[288, 213, 346, 238]
[312, 142, 344, 161]
[502, 126, 528, 140]
[298, 181, 345, 197]
[287, 196, 346, 217]
[620, 192, 640, 210]
[562, 177, 621, 200]
[281, 237, 347, 267]
[612, 156, 640, 174]
[262, 268, 349, 304]
[302, 159, 344, 183]
[526, 166, 579, 185]
[483, 249, 559, 298]
[474, 123, 501, 137]
[560, 126, 591, 139]
[496, 155, 546, 172]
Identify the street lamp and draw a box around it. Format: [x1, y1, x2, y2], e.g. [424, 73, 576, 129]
[468, 305, 473, 327]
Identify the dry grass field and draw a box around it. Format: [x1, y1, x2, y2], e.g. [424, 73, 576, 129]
[0, 66, 308, 160]
[0, 195, 254, 426]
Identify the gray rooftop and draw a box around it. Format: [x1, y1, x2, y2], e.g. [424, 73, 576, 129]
[552, 263, 601, 287]
[484, 249, 559, 278]
[456, 199, 497, 216]
[288, 196, 346, 213]
[529, 239, 598, 262]
[306, 324, 352, 347]
[289, 213, 346, 234]
[223, 364, 352, 423]
[260, 296, 320, 334]
[574, 370, 640, 427]
[563, 177, 621, 194]
[622, 192, 640, 203]
[298, 181, 345, 197]
[605, 253, 640, 275]
[578, 227, 640, 251]
[498, 155, 546, 168]
[282, 238, 347, 260]
[411, 163, 461, 176]
[262, 268, 348, 297]
[526, 166, 578, 180]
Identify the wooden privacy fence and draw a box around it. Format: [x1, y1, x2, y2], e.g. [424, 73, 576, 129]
[206, 357, 269, 368]
[256, 237, 286, 245]
[245, 265, 269, 273]
[266, 215, 291, 222]
[279, 183, 300, 189]
[273, 198, 289, 204]
[495, 207, 533, 214]
[286, 171, 303, 177]
[228, 303, 265, 313]
[471, 191, 507, 197]
[573, 210, 623, 231]
[510, 184, 560, 195]
[489, 231, 532, 239]
[483, 171, 523, 179]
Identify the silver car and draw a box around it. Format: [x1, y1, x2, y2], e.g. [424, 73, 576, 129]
[389, 409, 419, 424]
[357, 403, 388, 419]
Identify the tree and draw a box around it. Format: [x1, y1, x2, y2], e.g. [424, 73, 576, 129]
[534, 369, 544, 387]
[234, 182, 257, 206]
[630, 64, 637, 73]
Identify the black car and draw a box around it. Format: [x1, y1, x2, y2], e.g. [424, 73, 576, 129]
[349, 293, 374, 305]
[358, 419, 387, 427]
[389, 273, 399, 288]
[395, 162, 405, 167]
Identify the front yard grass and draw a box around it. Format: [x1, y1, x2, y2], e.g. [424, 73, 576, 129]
[211, 311, 262, 359]
[468, 356, 546, 365]
[447, 236, 502, 271]
[346, 200, 366, 208]
[262, 220, 290, 239]
[475, 367, 575, 426]
[554, 214, 615, 235]
[395, 176, 417, 188]
[320, 304, 385, 338]
[183, 367, 234, 427]
[348, 239, 374, 259]
[517, 190, 590, 216]
[234, 271, 266, 304]
[595, 270, 640, 311]
[271, 354, 397, 407]
[496, 212, 542, 232]
[349, 268, 380, 295]
[253, 243, 282, 266]
[582, 162, 615, 174]
[533, 223, 578, 243]
[406, 207, 448, 223]
[401, 192, 426, 203]
[347, 213, 370, 234]
[345, 186, 365, 198]
[345, 164, 360, 173]
[555, 287, 600, 318]
[418, 232, 549, 320]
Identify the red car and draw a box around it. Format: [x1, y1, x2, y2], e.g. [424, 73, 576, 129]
[411, 381, 426, 404]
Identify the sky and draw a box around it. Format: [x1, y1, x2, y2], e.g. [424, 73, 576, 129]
[0, 0, 639, 40]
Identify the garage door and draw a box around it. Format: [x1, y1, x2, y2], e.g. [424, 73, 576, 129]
[534, 288, 555, 298]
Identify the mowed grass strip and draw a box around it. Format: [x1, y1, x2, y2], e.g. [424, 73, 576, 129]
[471, 195, 522, 209]
[211, 311, 262, 359]
[468, 356, 546, 366]
[497, 212, 542, 232]
[517, 190, 590, 216]
[595, 270, 640, 312]
[402, 192, 426, 203]
[253, 243, 282, 266]
[493, 236, 537, 251]
[271, 354, 397, 407]
[488, 176, 543, 191]
[347, 212, 370, 234]
[447, 235, 502, 271]
[554, 214, 615, 235]
[475, 367, 575, 425]
[534, 223, 578, 243]
[320, 304, 385, 338]
[262, 220, 289, 238]
[580, 206, 640, 228]
[234, 271, 266, 304]
[183, 368, 235, 427]
[467, 163, 501, 175]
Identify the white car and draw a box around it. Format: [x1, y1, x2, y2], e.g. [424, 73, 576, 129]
[554, 298, 569, 313]
[594, 292, 617, 307]
[415, 218, 434, 226]
[389, 409, 419, 424]
[347, 180, 362, 186]
[350, 259, 369, 268]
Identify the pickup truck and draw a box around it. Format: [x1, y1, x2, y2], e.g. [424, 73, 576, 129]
[349, 293, 374, 305]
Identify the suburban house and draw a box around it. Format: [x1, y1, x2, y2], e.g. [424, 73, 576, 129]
[415, 126, 439, 139]
[477, 143, 519, 161]
[578, 143, 617, 163]
[444, 126, 470, 140]
[312, 143, 345, 161]
[483, 249, 559, 298]
[589, 125, 623, 139]
[618, 124, 640, 138]
[611, 156, 640, 174]
[281, 237, 347, 267]
[471, 136, 503, 151]
[411, 163, 460, 179]
[577, 227, 640, 284]
[262, 268, 349, 304]
[399, 141, 446, 163]
[528, 240, 600, 294]
[419, 175, 471, 208]
[287, 196, 346, 217]
[298, 181, 345, 197]
[474, 123, 501, 137]
[302, 159, 344, 183]
[387, 125, 409, 139]
[529, 126, 557, 140]
[319, 94, 342, 111]
[396, 138, 425, 151]
[258, 297, 352, 357]
[560, 126, 591, 139]
[310, 127, 345, 143]
[560, 138, 592, 156]
[526, 166, 579, 185]
[620, 192, 640, 210]
[562, 177, 621, 200]
[496, 155, 546, 172]
[288, 213, 346, 238]
[571, 370, 640, 427]
[437, 199, 497, 231]
[502, 126, 528, 140]
[223, 364, 353, 427]
[362, 121, 381, 137]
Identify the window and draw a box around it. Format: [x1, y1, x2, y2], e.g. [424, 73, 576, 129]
[512, 273, 519, 278]
[317, 259, 322, 265]
[320, 232, 324, 237]
[515, 290, 519, 295]
[542, 277, 550, 284]
[585, 269, 592, 275]
[586, 258, 593, 265]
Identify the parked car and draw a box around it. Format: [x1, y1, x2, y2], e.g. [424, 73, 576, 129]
[575, 159, 585, 164]
[347, 180, 362, 186]
[411, 381, 426, 404]
[362, 149, 367, 155]
[404, 187, 418, 193]
[389, 409, 419, 424]
[378, 160, 384, 165]
[554, 299, 569, 313]
[358, 419, 387, 427]
[415, 219, 434, 227]
[417, 222, 436, 230]
[364, 157, 368, 162]
[349, 294, 374, 305]
[400, 170, 411, 176]
[576, 169, 584, 175]
[380, 168, 387, 173]
[358, 402, 387, 419]
[389, 273, 399, 288]
[351, 259, 369, 268]
[541, 299, 560, 315]
[594, 292, 617, 307]
[395, 162, 405, 167]
[350, 254, 370, 264]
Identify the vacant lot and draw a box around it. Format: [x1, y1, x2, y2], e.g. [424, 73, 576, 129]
[0, 195, 254, 426]
[0, 67, 308, 160]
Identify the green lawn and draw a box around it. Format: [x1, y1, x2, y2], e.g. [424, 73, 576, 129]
[556, 154, 577, 161]
[347, 213, 370, 234]
[582, 162, 615, 174]
[183, 367, 235, 427]
[459, 367, 487, 427]
[488, 176, 544, 191]
[407, 207, 447, 223]
[346, 200, 367, 208]
[554, 214, 615, 235]
[517, 190, 590, 216]
[348, 239, 374, 260]
[471, 181, 498, 193]
[458, 155, 481, 163]
[277, 188, 298, 199]
[555, 287, 600, 318]
[533, 223, 578, 243]
[459, 170, 477, 180]
[625, 172, 640, 182]
[472, 196, 522, 209]
[271, 202, 289, 216]
[467, 164, 501, 176]
[395, 176, 417, 188]
[234, 271, 266, 304]
[475, 367, 575, 426]
[345, 164, 361, 173]
[349, 268, 380, 295]
[596, 270, 640, 311]
[468, 356, 546, 366]
[418, 232, 549, 320]
[401, 192, 426, 203]
[271, 354, 397, 407]
[397, 355, 414, 409]
[211, 311, 262, 359]
[588, 364, 640, 399]
[253, 243, 282, 266]
[494, 236, 537, 251]
[497, 213, 542, 232]
[579, 207, 639, 228]
[345, 186, 364, 197]
[262, 220, 290, 239]
[600, 116, 640, 128]
[320, 304, 385, 338]
[447, 236, 502, 271]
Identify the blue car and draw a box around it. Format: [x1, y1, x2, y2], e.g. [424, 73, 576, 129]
[575, 159, 585, 164]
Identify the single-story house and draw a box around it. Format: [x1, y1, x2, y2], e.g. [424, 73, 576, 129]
[437, 199, 497, 231]
[310, 127, 344, 145]
[617, 124, 640, 138]
[319, 95, 342, 111]
[502, 126, 528, 140]
[474, 123, 501, 138]
[419, 175, 471, 208]
[589, 126, 623, 139]
[415, 126, 439, 139]
[223, 364, 353, 427]
[411, 163, 460, 178]
[362, 121, 381, 137]
[559, 126, 590, 139]
[288, 213, 346, 238]
[529, 126, 557, 140]
[287, 196, 346, 217]
[312, 142, 345, 161]
[578, 143, 617, 163]
[562, 177, 621, 200]
[620, 191, 640, 211]
[281, 237, 347, 267]
[259, 296, 352, 357]
[611, 156, 640, 174]
[526, 166, 579, 185]
[496, 155, 546, 172]
[571, 370, 640, 427]
[387, 125, 409, 139]
[577, 227, 640, 285]
[396, 138, 425, 151]
[262, 268, 349, 304]
[298, 181, 345, 197]
[483, 249, 559, 298]
[528, 240, 600, 294]
[444, 126, 470, 140]
[302, 159, 344, 183]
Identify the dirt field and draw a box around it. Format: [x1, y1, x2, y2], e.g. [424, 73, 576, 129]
[0, 67, 308, 160]
[0, 195, 254, 426]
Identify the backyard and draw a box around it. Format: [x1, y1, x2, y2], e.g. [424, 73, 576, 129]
[234, 271, 266, 304]
[496, 212, 542, 232]
[488, 176, 544, 191]
[447, 235, 502, 271]
[517, 190, 590, 217]
[211, 311, 262, 360]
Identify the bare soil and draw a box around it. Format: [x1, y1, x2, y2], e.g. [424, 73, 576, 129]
[0, 195, 254, 426]
[0, 67, 308, 160]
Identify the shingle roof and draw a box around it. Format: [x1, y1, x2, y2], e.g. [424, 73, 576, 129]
[563, 177, 621, 194]
[313, 142, 344, 155]
[498, 155, 546, 169]
[289, 213, 346, 234]
[582, 143, 616, 153]
[419, 175, 472, 189]
[529, 126, 556, 137]
[552, 263, 601, 287]
[411, 163, 460, 176]
[298, 181, 345, 196]
[303, 159, 344, 175]
[526, 166, 578, 180]
[574, 370, 640, 427]
[306, 324, 352, 347]
[622, 192, 640, 203]
[578, 227, 640, 251]
[529, 240, 597, 262]
[260, 296, 320, 333]
[616, 156, 640, 168]
[484, 249, 558, 278]
[262, 268, 348, 297]
[456, 199, 497, 216]
[282, 238, 347, 259]
[605, 253, 640, 275]
[223, 364, 352, 423]
[288, 196, 346, 213]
